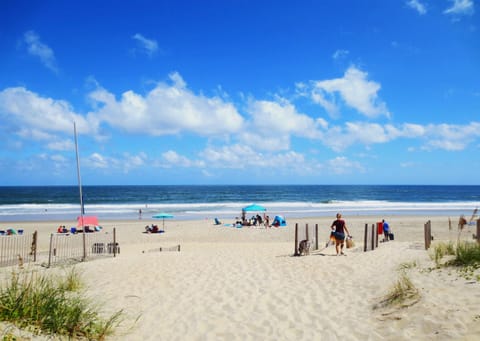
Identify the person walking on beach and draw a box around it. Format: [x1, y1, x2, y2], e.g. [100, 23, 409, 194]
[331, 213, 351, 256]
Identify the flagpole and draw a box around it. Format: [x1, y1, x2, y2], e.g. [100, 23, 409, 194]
[74, 122, 85, 225]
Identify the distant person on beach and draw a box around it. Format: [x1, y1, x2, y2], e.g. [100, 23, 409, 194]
[330, 213, 351, 256]
[382, 219, 390, 241]
[139, 209, 142, 220]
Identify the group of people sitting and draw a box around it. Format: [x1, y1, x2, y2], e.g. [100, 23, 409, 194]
[0, 228, 22, 235]
[57, 225, 102, 234]
[235, 214, 270, 227]
[145, 224, 163, 233]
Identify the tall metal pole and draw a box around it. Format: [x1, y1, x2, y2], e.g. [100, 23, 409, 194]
[74, 122, 85, 220]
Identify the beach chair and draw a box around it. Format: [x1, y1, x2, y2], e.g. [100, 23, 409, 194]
[214, 218, 222, 225]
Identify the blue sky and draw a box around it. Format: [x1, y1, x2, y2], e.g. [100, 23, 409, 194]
[0, 0, 479, 185]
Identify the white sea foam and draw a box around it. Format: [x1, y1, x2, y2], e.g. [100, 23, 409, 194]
[0, 200, 478, 222]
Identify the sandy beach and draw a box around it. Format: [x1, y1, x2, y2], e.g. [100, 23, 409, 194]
[1, 215, 479, 340]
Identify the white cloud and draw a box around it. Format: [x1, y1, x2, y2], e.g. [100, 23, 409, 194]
[317, 121, 480, 152]
[84, 152, 148, 173]
[47, 139, 75, 151]
[406, 0, 427, 15]
[0, 87, 95, 141]
[89, 72, 244, 136]
[311, 66, 390, 118]
[242, 98, 321, 151]
[23, 31, 58, 73]
[444, 0, 475, 16]
[199, 144, 317, 173]
[162, 150, 205, 168]
[326, 156, 365, 175]
[423, 122, 480, 151]
[332, 49, 349, 60]
[132, 33, 159, 57]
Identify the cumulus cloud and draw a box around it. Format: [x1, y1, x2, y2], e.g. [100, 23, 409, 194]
[310, 66, 390, 119]
[326, 156, 365, 175]
[406, 0, 427, 15]
[199, 144, 312, 171]
[0, 87, 95, 140]
[317, 121, 480, 152]
[132, 33, 159, 57]
[23, 31, 58, 73]
[444, 0, 475, 16]
[161, 150, 205, 168]
[84, 152, 148, 173]
[241, 98, 321, 151]
[89, 72, 244, 136]
[422, 122, 480, 151]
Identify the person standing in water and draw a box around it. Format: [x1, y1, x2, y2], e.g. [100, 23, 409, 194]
[330, 213, 351, 256]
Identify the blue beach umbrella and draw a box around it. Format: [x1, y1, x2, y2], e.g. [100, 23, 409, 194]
[243, 204, 266, 212]
[241, 204, 266, 222]
[152, 213, 174, 230]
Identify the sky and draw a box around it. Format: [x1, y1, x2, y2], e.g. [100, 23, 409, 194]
[0, 0, 479, 185]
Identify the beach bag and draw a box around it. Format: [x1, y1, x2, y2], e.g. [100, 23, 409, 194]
[346, 236, 354, 248]
[389, 233, 394, 241]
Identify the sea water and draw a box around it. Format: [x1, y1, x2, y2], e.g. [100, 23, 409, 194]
[0, 185, 479, 222]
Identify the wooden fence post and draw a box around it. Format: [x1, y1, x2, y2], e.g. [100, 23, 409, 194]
[371, 224, 375, 250]
[48, 233, 53, 268]
[294, 223, 299, 256]
[364, 223, 368, 252]
[31, 231, 38, 262]
[113, 227, 117, 257]
[82, 232, 86, 261]
[476, 220, 480, 243]
[315, 224, 319, 250]
[424, 220, 431, 250]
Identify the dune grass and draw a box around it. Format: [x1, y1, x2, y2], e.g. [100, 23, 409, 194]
[374, 272, 420, 310]
[0, 268, 122, 340]
[431, 241, 480, 267]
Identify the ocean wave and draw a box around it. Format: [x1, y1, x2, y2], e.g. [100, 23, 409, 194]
[0, 200, 478, 222]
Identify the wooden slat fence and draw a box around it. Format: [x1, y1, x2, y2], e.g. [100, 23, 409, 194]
[0, 231, 37, 267]
[46, 229, 119, 267]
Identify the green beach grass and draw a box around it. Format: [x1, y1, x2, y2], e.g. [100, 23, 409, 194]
[0, 267, 123, 340]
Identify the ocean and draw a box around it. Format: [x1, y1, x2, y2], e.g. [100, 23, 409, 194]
[0, 185, 479, 222]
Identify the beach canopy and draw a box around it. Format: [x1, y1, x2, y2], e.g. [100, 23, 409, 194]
[272, 215, 287, 227]
[152, 213, 174, 230]
[77, 215, 98, 227]
[242, 204, 266, 212]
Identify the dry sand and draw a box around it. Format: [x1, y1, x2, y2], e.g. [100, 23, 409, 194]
[1, 215, 479, 340]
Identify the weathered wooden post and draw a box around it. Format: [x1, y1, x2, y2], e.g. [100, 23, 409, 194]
[294, 223, 299, 256]
[48, 233, 54, 268]
[32, 230, 38, 262]
[315, 224, 319, 250]
[82, 231, 86, 261]
[476, 220, 480, 244]
[364, 223, 368, 252]
[371, 224, 375, 250]
[113, 227, 117, 257]
[424, 220, 431, 250]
